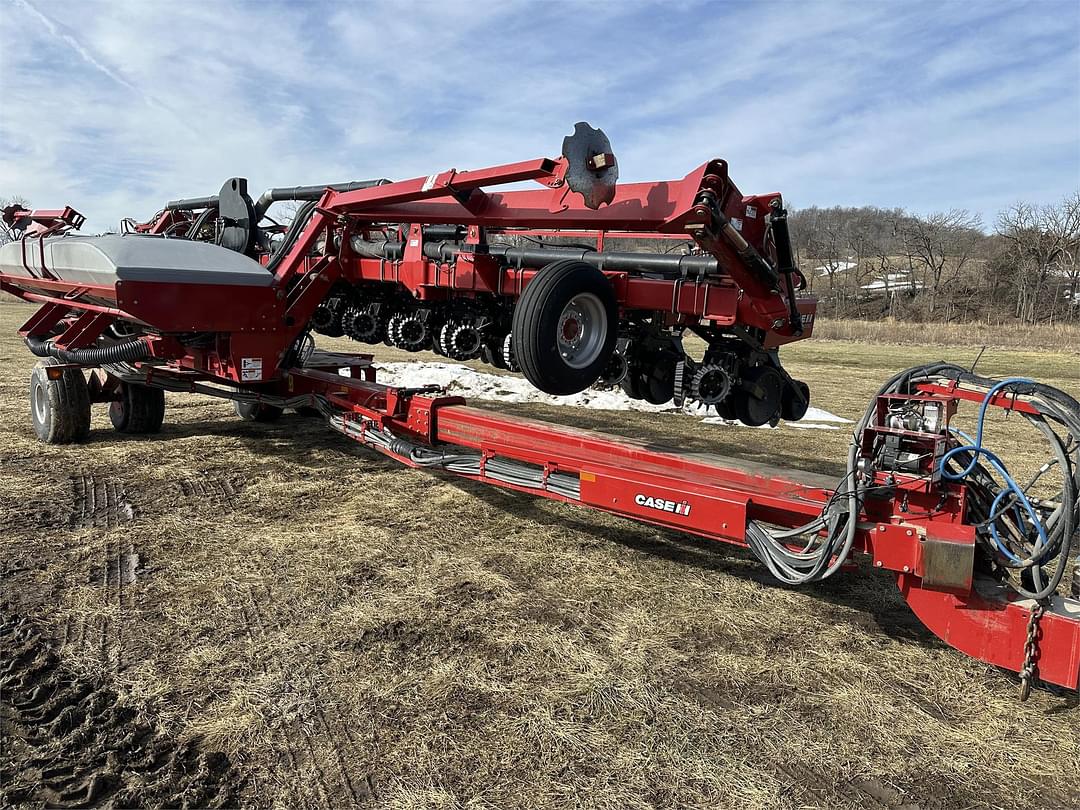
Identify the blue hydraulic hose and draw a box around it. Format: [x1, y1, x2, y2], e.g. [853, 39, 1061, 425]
[940, 379, 1048, 563]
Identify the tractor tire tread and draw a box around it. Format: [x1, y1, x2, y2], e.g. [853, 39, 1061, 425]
[31, 359, 91, 444]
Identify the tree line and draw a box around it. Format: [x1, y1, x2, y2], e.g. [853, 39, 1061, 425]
[789, 194, 1080, 325]
[4, 191, 1079, 326]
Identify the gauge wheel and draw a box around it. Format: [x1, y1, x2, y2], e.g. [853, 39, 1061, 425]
[736, 365, 784, 427]
[781, 380, 811, 422]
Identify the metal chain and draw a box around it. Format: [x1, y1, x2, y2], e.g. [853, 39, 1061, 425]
[1018, 603, 1045, 701]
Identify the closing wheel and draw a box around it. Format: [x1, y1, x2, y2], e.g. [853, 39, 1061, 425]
[234, 400, 283, 422]
[109, 383, 165, 434]
[29, 359, 91, 444]
[512, 260, 617, 395]
[736, 365, 784, 427]
[713, 398, 738, 421]
[781, 380, 811, 422]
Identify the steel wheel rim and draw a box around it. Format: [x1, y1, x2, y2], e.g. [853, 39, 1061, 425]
[557, 293, 607, 369]
[32, 378, 47, 424]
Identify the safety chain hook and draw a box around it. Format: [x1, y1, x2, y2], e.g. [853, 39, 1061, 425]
[1018, 603, 1045, 701]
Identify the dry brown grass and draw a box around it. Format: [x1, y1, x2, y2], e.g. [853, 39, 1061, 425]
[1, 298, 1078, 809]
[814, 317, 1080, 352]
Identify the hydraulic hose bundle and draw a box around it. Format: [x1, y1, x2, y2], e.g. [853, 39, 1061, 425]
[327, 411, 581, 500]
[744, 362, 1080, 598]
[935, 370, 1079, 600]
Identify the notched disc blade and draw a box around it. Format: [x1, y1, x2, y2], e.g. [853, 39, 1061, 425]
[561, 122, 618, 209]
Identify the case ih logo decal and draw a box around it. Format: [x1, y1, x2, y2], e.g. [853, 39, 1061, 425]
[634, 494, 692, 517]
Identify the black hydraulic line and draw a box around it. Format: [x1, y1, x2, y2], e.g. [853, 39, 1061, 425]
[26, 336, 150, 364]
[164, 179, 392, 218]
[266, 200, 320, 275]
[184, 206, 217, 240]
[484, 244, 721, 276]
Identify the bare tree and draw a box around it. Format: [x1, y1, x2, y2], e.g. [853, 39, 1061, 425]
[996, 193, 1080, 324]
[899, 210, 983, 320]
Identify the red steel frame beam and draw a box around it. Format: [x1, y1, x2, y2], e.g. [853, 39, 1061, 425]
[276, 362, 1080, 692]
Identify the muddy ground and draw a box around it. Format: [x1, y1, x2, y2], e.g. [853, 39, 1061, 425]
[1, 298, 1078, 809]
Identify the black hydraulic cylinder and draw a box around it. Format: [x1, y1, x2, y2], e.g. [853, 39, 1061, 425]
[348, 235, 722, 278]
[350, 237, 405, 260]
[767, 202, 803, 334]
[164, 194, 219, 211]
[254, 179, 391, 216]
[429, 242, 721, 278]
[770, 207, 796, 275]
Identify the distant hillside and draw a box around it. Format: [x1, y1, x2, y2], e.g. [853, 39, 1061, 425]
[789, 199, 1079, 325]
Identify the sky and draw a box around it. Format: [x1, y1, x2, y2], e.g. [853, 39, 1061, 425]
[1, 0, 1077, 233]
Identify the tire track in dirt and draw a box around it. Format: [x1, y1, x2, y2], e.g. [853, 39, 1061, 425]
[59, 467, 147, 674]
[0, 612, 243, 808]
[70, 473, 136, 528]
[60, 473, 138, 673]
[85, 537, 143, 673]
[773, 762, 923, 809]
[238, 587, 328, 809]
[246, 584, 373, 806]
[176, 472, 245, 507]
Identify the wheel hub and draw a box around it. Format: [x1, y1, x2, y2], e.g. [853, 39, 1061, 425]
[32, 379, 47, 423]
[556, 293, 607, 370]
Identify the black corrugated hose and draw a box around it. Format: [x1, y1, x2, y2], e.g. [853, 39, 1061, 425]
[26, 335, 150, 364]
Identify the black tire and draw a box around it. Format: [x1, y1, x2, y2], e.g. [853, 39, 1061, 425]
[29, 359, 91, 444]
[623, 363, 676, 405]
[109, 383, 165, 434]
[713, 397, 738, 421]
[781, 380, 811, 422]
[483, 341, 503, 369]
[511, 260, 617, 395]
[641, 362, 676, 405]
[620, 372, 643, 400]
[234, 400, 283, 422]
[736, 365, 784, 427]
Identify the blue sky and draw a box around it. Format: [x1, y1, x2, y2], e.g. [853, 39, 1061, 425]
[1, 0, 1077, 233]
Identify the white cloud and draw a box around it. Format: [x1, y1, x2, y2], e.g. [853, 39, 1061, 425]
[0, 0, 1076, 232]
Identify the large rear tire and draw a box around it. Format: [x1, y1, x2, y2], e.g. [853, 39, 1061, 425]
[511, 260, 617, 395]
[29, 359, 91, 444]
[109, 383, 165, 434]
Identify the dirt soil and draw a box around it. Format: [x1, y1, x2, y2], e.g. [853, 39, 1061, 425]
[1, 298, 1078, 809]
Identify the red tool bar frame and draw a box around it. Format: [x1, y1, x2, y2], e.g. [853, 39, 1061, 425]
[276, 361, 1080, 692]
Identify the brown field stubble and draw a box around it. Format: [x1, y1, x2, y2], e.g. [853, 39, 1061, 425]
[1, 299, 1078, 809]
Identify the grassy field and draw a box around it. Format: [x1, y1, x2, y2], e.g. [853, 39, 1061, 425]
[1, 297, 1078, 809]
[813, 317, 1080, 353]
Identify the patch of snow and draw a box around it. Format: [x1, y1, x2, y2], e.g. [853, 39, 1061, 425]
[372, 361, 852, 431]
[803, 407, 851, 423]
[861, 278, 924, 292]
[815, 261, 857, 275]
